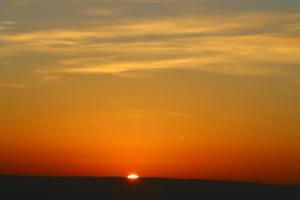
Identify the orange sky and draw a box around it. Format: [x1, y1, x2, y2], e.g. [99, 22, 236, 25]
[0, 0, 300, 184]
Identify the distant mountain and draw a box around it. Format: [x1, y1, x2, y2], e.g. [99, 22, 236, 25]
[0, 176, 299, 200]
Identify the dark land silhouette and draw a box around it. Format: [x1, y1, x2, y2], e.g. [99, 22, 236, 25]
[1, 176, 299, 200]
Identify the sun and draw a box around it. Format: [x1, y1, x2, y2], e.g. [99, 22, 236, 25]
[127, 173, 139, 181]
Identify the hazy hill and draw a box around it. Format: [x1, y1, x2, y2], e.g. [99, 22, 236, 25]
[1, 176, 299, 200]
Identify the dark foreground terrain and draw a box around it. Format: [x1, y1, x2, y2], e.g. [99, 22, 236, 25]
[1, 176, 299, 200]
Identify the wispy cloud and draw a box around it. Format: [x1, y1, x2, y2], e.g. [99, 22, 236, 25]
[0, 1, 299, 85]
[0, 21, 18, 31]
[0, 83, 30, 89]
[82, 7, 118, 16]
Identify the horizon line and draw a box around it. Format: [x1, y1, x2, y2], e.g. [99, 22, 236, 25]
[1, 174, 299, 187]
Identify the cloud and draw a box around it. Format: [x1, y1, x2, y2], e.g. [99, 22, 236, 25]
[0, 21, 18, 31]
[0, 1, 299, 84]
[82, 7, 118, 16]
[0, 83, 30, 89]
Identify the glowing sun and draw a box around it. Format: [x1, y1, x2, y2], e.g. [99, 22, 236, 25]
[127, 173, 139, 181]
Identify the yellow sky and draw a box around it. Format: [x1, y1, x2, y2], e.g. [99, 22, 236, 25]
[0, 0, 300, 184]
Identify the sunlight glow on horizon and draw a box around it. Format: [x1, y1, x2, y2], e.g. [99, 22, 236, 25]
[127, 174, 139, 181]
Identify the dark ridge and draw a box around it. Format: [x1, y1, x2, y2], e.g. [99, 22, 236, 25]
[1, 175, 299, 200]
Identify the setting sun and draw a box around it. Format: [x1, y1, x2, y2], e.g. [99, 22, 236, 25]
[127, 174, 139, 181]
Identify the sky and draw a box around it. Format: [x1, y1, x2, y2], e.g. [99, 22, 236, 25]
[0, 0, 300, 184]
